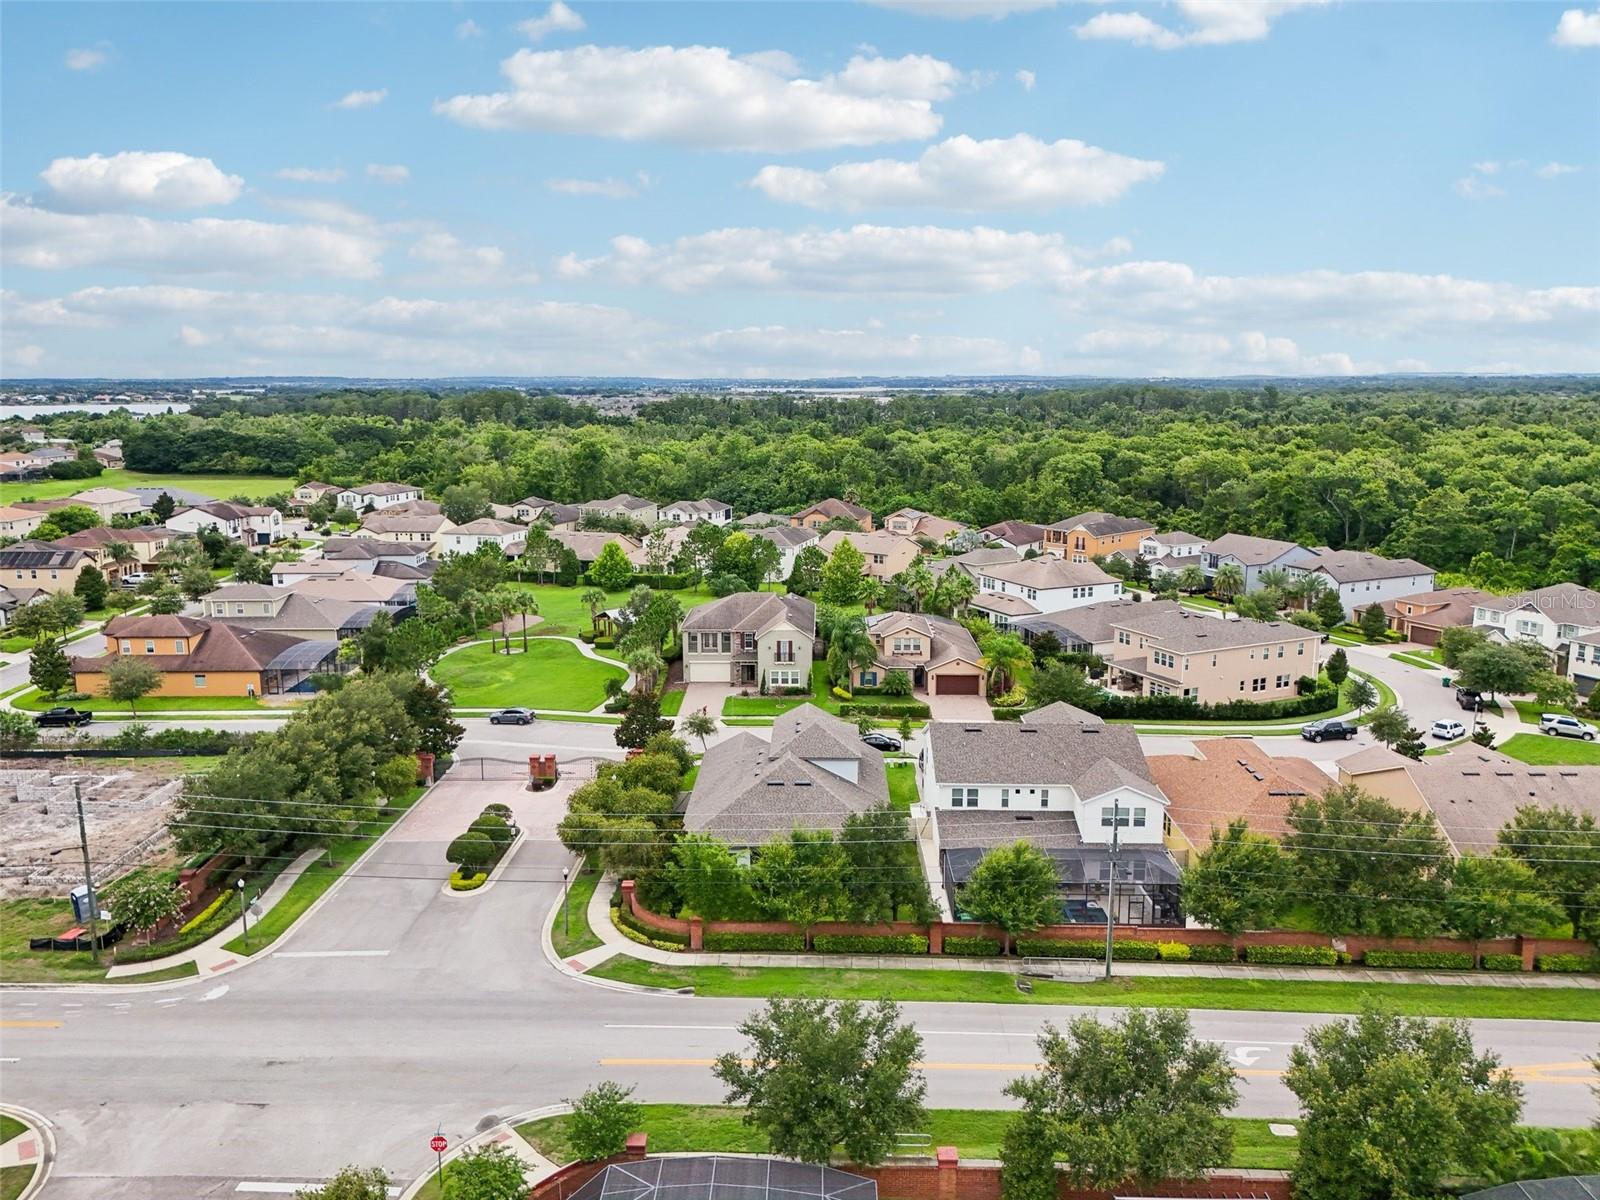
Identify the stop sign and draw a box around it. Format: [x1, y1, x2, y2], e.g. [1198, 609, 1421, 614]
[431, 1136, 448, 1154]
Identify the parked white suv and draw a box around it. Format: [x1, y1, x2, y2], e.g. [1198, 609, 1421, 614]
[1430, 719, 1466, 741]
[1540, 712, 1597, 741]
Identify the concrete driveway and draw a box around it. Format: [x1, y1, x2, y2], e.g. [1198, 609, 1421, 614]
[924, 690, 991, 721]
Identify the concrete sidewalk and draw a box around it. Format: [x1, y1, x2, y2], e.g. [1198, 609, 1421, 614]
[0, 1103, 53, 1200]
[105, 847, 324, 979]
[396, 1105, 565, 1200]
[562, 873, 1600, 990]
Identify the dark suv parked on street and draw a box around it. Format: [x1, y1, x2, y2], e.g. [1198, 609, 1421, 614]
[34, 707, 92, 728]
[1300, 718, 1357, 742]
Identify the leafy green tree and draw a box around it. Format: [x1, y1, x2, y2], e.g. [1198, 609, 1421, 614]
[375, 754, 419, 803]
[1392, 722, 1427, 760]
[713, 999, 926, 1166]
[1027, 660, 1101, 710]
[443, 1142, 527, 1200]
[34, 505, 100, 540]
[566, 1081, 642, 1162]
[1285, 785, 1450, 936]
[447, 831, 496, 873]
[1532, 669, 1579, 711]
[41, 592, 86, 635]
[440, 483, 492, 526]
[405, 679, 464, 756]
[1181, 819, 1288, 935]
[101, 868, 183, 944]
[149, 586, 184, 615]
[614, 690, 671, 749]
[682, 709, 716, 752]
[150, 491, 177, 523]
[959, 841, 1060, 953]
[0, 710, 39, 752]
[29, 635, 72, 699]
[104, 656, 162, 715]
[749, 830, 850, 935]
[820, 538, 867, 605]
[1457, 641, 1547, 701]
[1285, 1003, 1523, 1200]
[73, 564, 108, 610]
[1444, 853, 1564, 960]
[590, 541, 634, 592]
[786, 544, 826, 596]
[1345, 676, 1378, 712]
[670, 834, 757, 920]
[1358, 601, 1390, 640]
[179, 561, 215, 601]
[1002, 1009, 1239, 1191]
[839, 805, 936, 924]
[1313, 587, 1346, 629]
[680, 521, 726, 585]
[1498, 804, 1600, 939]
[1367, 706, 1411, 747]
[825, 616, 876, 688]
[1323, 647, 1349, 686]
[1439, 625, 1492, 669]
[295, 1166, 390, 1200]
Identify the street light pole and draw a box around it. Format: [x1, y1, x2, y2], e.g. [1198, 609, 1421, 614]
[1104, 800, 1121, 980]
[562, 865, 571, 938]
[236, 878, 250, 950]
[74, 782, 102, 966]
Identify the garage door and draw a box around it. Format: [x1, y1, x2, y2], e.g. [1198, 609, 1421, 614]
[935, 674, 982, 695]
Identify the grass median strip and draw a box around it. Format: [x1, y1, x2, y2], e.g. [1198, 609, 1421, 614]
[586, 958, 1600, 1021]
[550, 869, 604, 958]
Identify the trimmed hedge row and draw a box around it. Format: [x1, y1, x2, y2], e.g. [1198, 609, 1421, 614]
[1243, 944, 1339, 966]
[1000, 686, 1341, 725]
[837, 701, 932, 719]
[1536, 953, 1600, 973]
[1015, 938, 1162, 960]
[703, 932, 807, 953]
[1187, 943, 1239, 963]
[1482, 954, 1525, 972]
[614, 906, 690, 947]
[611, 911, 687, 954]
[1363, 949, 1475, 970]
[943, 936, 1003, 957]
[450, 871, 487, 892]
[812, 934, 929, 955]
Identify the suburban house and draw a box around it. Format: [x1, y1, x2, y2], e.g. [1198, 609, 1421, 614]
[333, 482, 424, 512]
[288, 572, 417, 612]
[72, 614, 342, 698]
[1133, 531, 1206, 577]
[65, 487, 143, 521]
[816, 530, 920, 582]
[1043, 512, 1155, 563]
[291, 481, 343, 509]
[438, 518, 524, 557]
[746, 525, 818, 584]
[1104, 608, 1318, 703]
[270, 560, 349, 587]
[1147, 738, 1334, 862]
[1337, 744, 1600, 855]
[545, 530, 648, 569]
[509, 497, 581, 528]
[882, 508, 968, 543]
[15, 427, 47, 444]
[681, 592, 815, 688]
[1472, 582, 1600, 654]
[662, 498, 733, 525]
[1016, 597, 1184, 655]
[166, 501, 283, 546]
[0, 541, 96, 596]
[682, 704, 887, 847]
[356, 510, 452, 549]
[790, 498, 873, 532]
[579, 494, 659, 526]
[128, 485, 213, 509]
[926, 704, 1181, 926]
[929, 546, 1020, 582]
[201, 584, 379, 641]
[0, 506, 47, 539]
[1568, 631, 1600, 699]
[735, 511, 789, 528]
[92, 440, 124, 469]
[854, 611, 986, 696]
[1354, 587, 1496, 647]
[970, 557, 1122, 628]
[319, 537, 430, 569]
[978, 520, 1047, 556]
[0, 450, 52, 479]
[1201, 533, 1315, 590]
[50, 525, 175, 578]
[1286, 549, 1436, 612]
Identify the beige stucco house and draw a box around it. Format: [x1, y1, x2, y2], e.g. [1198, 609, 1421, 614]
[853, 611, 986, 696]
[816, 529, 920, 582]
[681, 592, 815, 688]
[1104, 608, 1319, 703]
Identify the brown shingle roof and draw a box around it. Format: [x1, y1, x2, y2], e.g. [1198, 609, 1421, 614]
[77, 618, 310, 674]
[1047, 511, 1153, 537]
[1149, 738, 1335, 842]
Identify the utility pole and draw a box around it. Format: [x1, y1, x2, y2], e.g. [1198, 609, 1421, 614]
[75, 782, 102, 966]
[1103, 799, 1121, 980]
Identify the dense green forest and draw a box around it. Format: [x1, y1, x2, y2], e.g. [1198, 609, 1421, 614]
[32, 383, 1600, 587]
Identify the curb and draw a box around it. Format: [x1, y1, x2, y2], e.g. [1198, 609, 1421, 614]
[395, 1104, 572, 1200]
[439, 827, 527, 899]
[0, 1102, 57, 1200]
[538, 868, 686, 997]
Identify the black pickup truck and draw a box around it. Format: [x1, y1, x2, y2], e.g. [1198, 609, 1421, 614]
[34, 707, 93, 728]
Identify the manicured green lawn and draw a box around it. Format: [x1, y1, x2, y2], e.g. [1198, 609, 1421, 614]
[0, 1164, 35, 1200]
[517, 1105, 1300, 1170]
[1389, 651, 1440, 671]
[1498, 732, 1600, 766]
[587, 958, 1600, 1020]
[0, 469, 292, 504]
[433, 639, 626, 711]
[13, 688, 276, 713]
[0, 897, 120, 983]
[106, 960, 199, 983]
[1512, 698, 1575, 725]
[502, 582, 747, 640]
[886, 761, 919, 810]
[659, 688, 686, 716]
[724, 694, 815, 716]
[551, 869, 605, 958]
[223, 786, 425, 956]
[0, 1117, 29, 1145]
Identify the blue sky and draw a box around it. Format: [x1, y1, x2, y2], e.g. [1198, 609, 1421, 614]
[3, 0, 1597, 378]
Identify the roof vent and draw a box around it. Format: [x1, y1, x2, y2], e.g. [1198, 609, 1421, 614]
[794, 780, 812, 787]
[1019, 727, 1039, 734]
[765, 780, 785, 787]
[963, 726, 982, 733]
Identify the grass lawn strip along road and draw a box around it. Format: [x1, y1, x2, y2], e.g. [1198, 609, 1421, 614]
[586, 959, 1600, 1021]
[1498, 732, 1600, 766]
[550, 869, 605, 958]
[515, 1105, 1301, 1171]
[432, 639, 626, 712]
[221, 784, 426, 957]
[12, 689, 276, 713]
[0, 470, 292, 503]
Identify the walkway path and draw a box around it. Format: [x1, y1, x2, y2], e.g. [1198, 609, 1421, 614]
[0, 1104, 53, 1200]
[105, 847, 325, 979]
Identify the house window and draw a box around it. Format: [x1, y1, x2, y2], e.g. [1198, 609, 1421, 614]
[193, 674, 206, 688]
[120, 640, 132, 654]
[1040, 789, 1049, 808]
[144, 640, 156, 653]
[1153, 649, 1175, 669]
[720, 632, 732, 653]
[1101, 807, 1131, 828]
[861, 671, 878, 686]
[1515, 619, 1540, 638]
[770, 669, 801, 687]
[1252, 676, 1267, 692]
[1276, 674, 1291, 688]
[742, 632, 755, 651]
[174, 639, 186, 653]
[1000, 788, 1010, 808]
[892, 638, 920, 654]
[1132, 807, 1146, 827]
[951, 787, 978, 807]
[775, 640, 795, 663]
[1117, 631, 1130, 645]
[686, 632, 699, 652]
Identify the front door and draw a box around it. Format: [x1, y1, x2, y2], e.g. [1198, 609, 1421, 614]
[739, 663, 757, 685]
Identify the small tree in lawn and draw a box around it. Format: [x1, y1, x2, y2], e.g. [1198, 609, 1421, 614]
[1285, 1002, 1523, 1200]
[1345, 676, 1378, 714]
[74, 564, 108, 611]
[856, 715, 874, 737]
[1358, 601, 1390, 640]
[0, 710, 38, 753]
[29, 635, 72, 699]
[447, 831, 496, 876]
[682, 709, 716, 753]
[104, 656, 161, 715]
[101, 868, 183, 945]
[714, 998, 926, 1166]
[1456, 641, 1545, 702]
[295, 1166, 390, 1200]
[1313, 587, 1346, 629]
[614, 690, 671, 749]
[580, 586, 608, 632]
[897, 713, 914, 742]
[1001, 1008, 1239, 1196]
[566, 1081, 642, 1161]
[1444, 853, 1563, 965]
[1211, 562, 1245, 606]
[958, 841, 1060, 954]
[149, 587, 184, 615]
[1323, 647, 1348, 687]
[1181, 819, 1289, 935]
[820, 538, 867, 605]
[150, 491, 177, 523]
[1367, 706, 1410, 748]
[1392, 722, 1427, 760]
[444, 1142, 527, 1200]
[590, 541, 634, 592]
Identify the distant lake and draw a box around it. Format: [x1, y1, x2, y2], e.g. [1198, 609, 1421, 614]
[0, 402, 191, 418]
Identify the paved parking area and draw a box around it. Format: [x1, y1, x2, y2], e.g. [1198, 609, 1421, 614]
[924, 691, 991, 721]
[395, 774, 583, 843]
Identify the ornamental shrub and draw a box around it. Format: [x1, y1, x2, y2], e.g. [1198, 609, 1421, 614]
[1363, 949, 1474, 970]
[1481, 954, 1524, 972]
[942, 936, 1002, 956]
[1156, 941, 1192, 962]
[1242, 944, 1338, 966]
[447, 831, 496, 872]
[1536, 953, 1600, 973]
[702, 932, 807, 952]
[450, 871, 488, 891]
[811, 934, 928, 955]
[1187, 943, 1238, 963]
[1015, 939, 1104, 959]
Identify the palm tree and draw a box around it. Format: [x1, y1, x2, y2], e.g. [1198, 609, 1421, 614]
[1257, 567, 1290, 594]
[826, 616, 878, 689]
[105, 540, 137, 577]
[933, 568, 977, 617]
[1176, 565, 1207, 595]
[1212, 563, 1246, 607]
[489, 584, 530, 653]
[682, 710, 716, 753]
[626, 647, 665, 694]
[979, 632, 1033, 697]
[860, 578, 885, 615]
[896, 559, 936, 613]
[580, 587, 608, 634]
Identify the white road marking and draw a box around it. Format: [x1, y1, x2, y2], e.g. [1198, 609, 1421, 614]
[60, 1003, 82, 1009]
[605, 1023, 738, 1032]
[199, 985, 229, 1003]
[1232, 1045, 1272, 1066]
[0, 1058, 18, 1063]
[236, 1185, 400, 1196]
[274, 950, 391, 958]
[154, 997, 185, 1006]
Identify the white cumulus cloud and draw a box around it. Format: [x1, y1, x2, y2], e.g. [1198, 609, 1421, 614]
[1537, 161, 1582, 178]
[681, 324, 1034, 374]
[1077, 0, 1325, 49]
[40, 151, 243, 211]
[868, 0, 1062, 19]
[1074, 327, 1359, 375]
[1553, 8, 1600, 45]
[276, 166, 347, 183]
[435, 46, 958, 150]
[518, 1, 585, 41]
[333, 88, 388, 109]
[1015, 68, 1036, 90]
[546, 173, 650, 199]
[748, 133, 1164, 211]
[365, 163, 411, 184]
[456, 18, 484, 38]
[64, 45, 109, 71]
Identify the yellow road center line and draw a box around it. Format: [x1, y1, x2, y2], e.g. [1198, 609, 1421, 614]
[0, 1020, 64, 1029]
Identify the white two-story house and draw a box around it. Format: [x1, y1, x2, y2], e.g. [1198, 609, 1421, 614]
[1201, 533, 1315, 591]
[1285, 549, 1435, 613]
[680, 592, 815, 688]
[1473, 583, 1600, 693]
[970, 557, 1122, 628]
[334, 482, 424, 512]
[1134, 530, 1205, 577]
[661, 498, 733, 525]
[437, 519, 524, 557]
